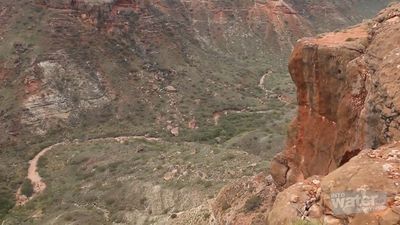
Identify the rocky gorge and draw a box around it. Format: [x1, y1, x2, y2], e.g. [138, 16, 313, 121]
[1, 0, 399, 224]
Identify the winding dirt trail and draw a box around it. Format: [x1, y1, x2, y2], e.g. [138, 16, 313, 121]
[258, 70, 273, 96]
[16, 135, 161, 206]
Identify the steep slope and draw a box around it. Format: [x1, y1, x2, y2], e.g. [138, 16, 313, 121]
[268, 3, 400, 225]
[0, 0, 393, 143]
[271, 1, 400, 187]
[0, 0, 395, 222]
[212, 3, 400, 225]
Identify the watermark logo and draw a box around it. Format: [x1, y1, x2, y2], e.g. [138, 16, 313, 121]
[330, 191, 387, 215]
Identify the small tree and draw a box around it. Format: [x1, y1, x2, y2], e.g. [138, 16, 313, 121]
[21, 179, 34, 197]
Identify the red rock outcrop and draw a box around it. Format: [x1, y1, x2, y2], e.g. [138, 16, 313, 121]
[0, 0, 388, 141]
[213, 4, 400, 225]
[33, 0, 391, 57]
[268, 142, 400, 225]
[271, 3, 400, 187]
[211, 173, 278, 225]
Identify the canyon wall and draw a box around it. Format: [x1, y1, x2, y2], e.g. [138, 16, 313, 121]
[1, 0, 391, 144]
[212, 3, 400, 225]
[271, 2, 400, 187]
[34, 0, 392, 58]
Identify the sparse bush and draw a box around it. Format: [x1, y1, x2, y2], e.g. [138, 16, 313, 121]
[108, 161, 120, 173]
[21, 179, 34, 197]
[222, 153, 236, 161]
[37, 156, 48, 168]
[244, 195, 262, 212]
[221, 200, 231, 211]
[111, 212, 127, 223]
[69, 155, 89, 165]
[104, 195, 117, 205]
[0, 188, 14, 219]
[82, 193, 97, 202]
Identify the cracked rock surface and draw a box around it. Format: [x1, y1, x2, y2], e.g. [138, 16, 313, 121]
[271, 3, 400, 187]
[268, 142, 400, 225]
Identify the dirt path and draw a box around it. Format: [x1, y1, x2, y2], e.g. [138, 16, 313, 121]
[258, 70, 273, 96]
[213, 108, 274, 125]
[15, 135, 161, 206]
[258, 70, 293, 105]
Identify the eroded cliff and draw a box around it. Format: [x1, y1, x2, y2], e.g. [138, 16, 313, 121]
[212, 3, 400, 225]
[271, 2, 400, 187]
[269, 3, 400, 224]
[0, 0, 391, 142]
[0, 0, 397, 223]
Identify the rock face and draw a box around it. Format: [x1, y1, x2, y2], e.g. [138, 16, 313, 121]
[0, 0, 391, 144]
[271, 3, 400, 187]
[211, 173, 277, 225]
[35, 0, 392, 57]
[268, 143, 400, 225]
[212, 3, 400, 225]
[21, 57, 111, 134]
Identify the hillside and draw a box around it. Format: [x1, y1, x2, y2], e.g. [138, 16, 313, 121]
[0, 0, 393, 144]
[0, 0, 396, 223]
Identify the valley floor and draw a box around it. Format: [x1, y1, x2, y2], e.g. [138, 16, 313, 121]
[4, 135, 269, 225]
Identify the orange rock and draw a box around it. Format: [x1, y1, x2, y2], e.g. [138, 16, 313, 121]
[271, 3, 400, 187]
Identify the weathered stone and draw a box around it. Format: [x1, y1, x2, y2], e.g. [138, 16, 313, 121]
[211, 173, 277, 225]
[165, 86, 177, 92]
[323, 215, 343, 225]
[308, 204, 322, 218]
[268, 143, 400, 225]
[171, 127, 179, 136]
[20, 58, 111, 135]
[289, 194, 299, 203]
[271, 3, 400, 188]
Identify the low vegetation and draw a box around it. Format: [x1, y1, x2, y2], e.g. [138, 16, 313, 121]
[244, 195, 263, 212]
[20, 179, 33, 198]
[3, 139, 269, 224]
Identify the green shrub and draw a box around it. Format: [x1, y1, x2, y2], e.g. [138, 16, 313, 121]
[221, 153, 236, 161]
[0, 188, 14, 219]
[21, 179, 34, 197]
[111, 212, 127, 223]
[37, 156, 48, 168]
[244, 195, 262, 212]
[69, 155, 89, 165]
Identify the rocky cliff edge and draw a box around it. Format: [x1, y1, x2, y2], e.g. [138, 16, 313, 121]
[212, 3, 400, 225]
